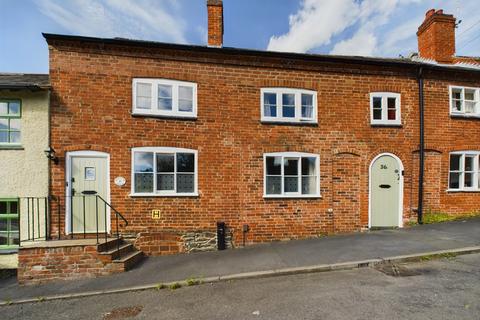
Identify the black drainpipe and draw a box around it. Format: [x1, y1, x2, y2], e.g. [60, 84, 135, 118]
[417, 67, 425, 225]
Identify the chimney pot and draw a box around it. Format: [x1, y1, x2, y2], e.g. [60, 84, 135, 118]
[417, 9, 456, 63]
[207, 0, 223, 47]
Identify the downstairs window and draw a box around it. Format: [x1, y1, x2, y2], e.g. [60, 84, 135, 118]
[0, 199, 19, 249]
[449, 152, 480, 191]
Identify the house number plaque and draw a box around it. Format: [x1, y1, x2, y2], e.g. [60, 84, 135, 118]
[114, 176, 126, 186]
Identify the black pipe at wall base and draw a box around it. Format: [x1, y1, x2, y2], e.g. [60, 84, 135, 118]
[217, 221, 226, 250]
[417, 67, 425, 225]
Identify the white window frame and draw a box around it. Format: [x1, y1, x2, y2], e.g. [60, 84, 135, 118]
[448, 151, 480, 192]
[131, 147, 198, 197]
[260, 88, 318, 124]
[263, 152, 320, 198]
[369, 92, 401, 125]
[132, 78, 197, 118]
[449, 85, 480, 118]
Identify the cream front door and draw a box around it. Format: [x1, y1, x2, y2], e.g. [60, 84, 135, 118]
[370, 154, 402, 227]
[69, 155, 109, 234]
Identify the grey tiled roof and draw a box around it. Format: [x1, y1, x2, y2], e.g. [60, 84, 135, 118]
[0, 73, 50, 90]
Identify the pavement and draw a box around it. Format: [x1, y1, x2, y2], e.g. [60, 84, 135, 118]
[3, 252, 480, 319]
[1, 217, 480, 303]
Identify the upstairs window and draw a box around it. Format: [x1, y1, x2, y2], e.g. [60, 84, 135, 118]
[132, 79, 197, 118]
[450, 86, 480, 117]
[370, 93, 401, 125]
[0, 100, 21, 145]
[261, 88, 317, 123]
[264, 152, 320, 198]
[449, 152, 480, 191]
[131, 147, 198, 196]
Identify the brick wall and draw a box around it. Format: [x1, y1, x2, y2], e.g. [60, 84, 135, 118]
[45, 38, 480, 253]
[17, 245, 124, 285]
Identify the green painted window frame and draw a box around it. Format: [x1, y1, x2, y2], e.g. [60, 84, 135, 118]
[0, 99, 22, 146]
[0, 198, 20, 249]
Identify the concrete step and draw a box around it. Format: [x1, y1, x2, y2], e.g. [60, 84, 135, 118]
[97, 238, 123, 252]
[98, 243, 134, 260]
[113, 250, 144, 271]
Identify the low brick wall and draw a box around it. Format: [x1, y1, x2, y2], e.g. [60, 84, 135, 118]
[134, 232, 183, 256]
[18, 245, 123, 285]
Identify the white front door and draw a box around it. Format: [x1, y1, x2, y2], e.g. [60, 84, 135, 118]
[67, 152, 109, 234]
[370, 154, 403, 228]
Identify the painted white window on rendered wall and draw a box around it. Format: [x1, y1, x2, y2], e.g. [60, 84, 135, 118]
[448, 151, 480, 191]
[261, 88, 317, 123]
[264, 152, 320, 198]
[369, 92, 401, 125]
[131, 147, 198, 196]
[132, 79, 197, 118]
[449, 86, 480, 117]
[0, 100, 21, 145]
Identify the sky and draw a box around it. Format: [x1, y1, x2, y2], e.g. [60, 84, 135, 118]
[0, 0, 479, 73]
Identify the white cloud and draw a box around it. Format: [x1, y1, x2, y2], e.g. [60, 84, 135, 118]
[267, 0, 422, 56]
[34, 0, 188, 43]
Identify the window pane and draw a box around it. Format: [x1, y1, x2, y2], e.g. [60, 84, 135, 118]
[373, 97, 382, 109]
[8, 102, 20, 115]
[388, 109, 396, 120]
[264, 93, 277, 117]
[157, 174, 174, 191]
[465, 101, 475, 113]
[284, 158, 298, 175]
[156, 154, 174, 172]
[387, 97, 396, 109]
[134, 173, 154, 193]
[301, 94, 314, 119]
[158, 98, 173, 111]
[177, 153, 195, 173]
[134, 152, 154, 172]
[10, 119, 20, 131]
[0, 202, 6, 214]
[179, 86, 193, 101]
[178, 99, 193, 112]
[0, 102, 7, 115]
[177, 174, 194, 193]
[452, 88, 462, 100]
[453, 100, 462, 111]
[10, 201, 18, 214]
[10, 218, 19, 231]
[465, 89, 475, 101]
[284, 177, 298, 192]
[158, 85, 172, 98]
[0, 220, 6, 230]
[136, 83, 152, 109]
[282, 94, 295, 118]
[465, 156, 474, 171]
[450, 154, 461, 171]
[0, 233, 7, 245]
[11, 233, 19, 245]
[266, 176, 281, 194]
[449, 172, 460, 189]
[10, 131, 20, 143]
[302, 176, 316, 194]
[264, 93, 276, 105]
[464, 173, 473, 187]
[266, 157, 281, 175]
[0, 119, 7, 130]
[0, 132, 8, 143]
[301, 157, 316, 175]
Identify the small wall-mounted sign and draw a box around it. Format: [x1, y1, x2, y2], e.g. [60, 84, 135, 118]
[152, 210, 161, 219]
[114, 176, 126, 186]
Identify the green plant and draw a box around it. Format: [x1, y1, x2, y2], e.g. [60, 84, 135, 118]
[155, 283, 166, 291]
[36, 296, 45, 302]
[169, 282, 181, 290]
[186, 277, 201, 286]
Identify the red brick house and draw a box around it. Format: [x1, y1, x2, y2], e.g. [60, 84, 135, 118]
[18, 2, 480, 283]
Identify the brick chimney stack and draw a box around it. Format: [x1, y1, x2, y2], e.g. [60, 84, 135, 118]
[207, 0, 224, 47]
[417, 9, 456, 63]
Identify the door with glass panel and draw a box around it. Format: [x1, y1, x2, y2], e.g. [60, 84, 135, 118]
[69, 154, 109, 234]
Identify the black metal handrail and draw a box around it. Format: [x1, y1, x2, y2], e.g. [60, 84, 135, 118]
[19, 197, 50, 245]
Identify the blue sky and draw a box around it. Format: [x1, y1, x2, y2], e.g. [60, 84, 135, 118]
[0, 0, 479, 73]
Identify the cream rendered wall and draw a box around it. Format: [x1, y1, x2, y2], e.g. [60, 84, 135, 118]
[0, 90, 49, 269]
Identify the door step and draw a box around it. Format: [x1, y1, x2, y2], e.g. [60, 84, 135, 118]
[97, 238, 143, 271]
